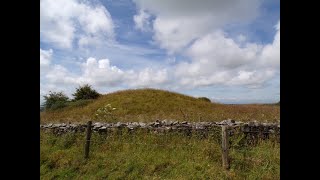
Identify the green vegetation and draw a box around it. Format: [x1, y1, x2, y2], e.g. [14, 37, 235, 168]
[42, 84, 99, 111]
[40, 130, 280, 179]
[95, 104, 117, 121]
[40, 88, 280, 123]
[43, 91, 69, 110]
[72, 84, 100, 101]
[197, 97, 212, 103]
[40, 88, 280, 179]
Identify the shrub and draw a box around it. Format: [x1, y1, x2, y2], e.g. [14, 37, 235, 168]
[43, 91, 69, 110]
[72, 84, 100, 101]
[198, 97, 211, 103]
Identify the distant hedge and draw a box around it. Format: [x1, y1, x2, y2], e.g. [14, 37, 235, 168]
[198, 97, 211, 103]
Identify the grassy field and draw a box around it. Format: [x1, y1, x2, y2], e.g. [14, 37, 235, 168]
[40, 129, 279, 180]
[40, 88, 280, 179]
[40, 88, 280, 123]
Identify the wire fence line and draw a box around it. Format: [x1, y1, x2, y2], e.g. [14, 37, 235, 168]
[40, 139, 218, 148]
[40, 128, 278, 149]
[40, 120, 280, 170]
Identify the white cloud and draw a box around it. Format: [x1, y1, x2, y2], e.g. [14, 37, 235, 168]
[127, 68, 169, 87]
[130, 1, 279, 89]
[78, 5, 114, 36]
[40, 20, 279, 93]
[40, 49, 52, 67]
[174, 21, 280, 88]
[77, 58, 169, 88]
[40, 0, 114, 49]
[133, 10, 152, 31]
[78, 35, 101, 48]
[228, 70, 275, 87]
[186, 31, 261, 69]
[40, 49, 53, 76]
[41, 52, 170, 91]
[133, 0, 261, 53]
[259, 21, 280, 68]
[77, 57, 125, 86]
[45, 65, 78, 85]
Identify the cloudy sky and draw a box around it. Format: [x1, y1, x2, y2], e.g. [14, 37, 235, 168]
[40, 0, 280, 104]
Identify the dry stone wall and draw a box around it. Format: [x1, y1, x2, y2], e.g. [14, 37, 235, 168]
[40, 119, 280, 141]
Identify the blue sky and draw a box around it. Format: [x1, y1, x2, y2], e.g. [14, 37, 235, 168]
[40, 0, 280, 104]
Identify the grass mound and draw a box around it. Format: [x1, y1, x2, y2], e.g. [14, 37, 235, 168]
[40, 88, 280, 123]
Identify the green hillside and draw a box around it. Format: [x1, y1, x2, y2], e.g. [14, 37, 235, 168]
[40, 88, 280, 123]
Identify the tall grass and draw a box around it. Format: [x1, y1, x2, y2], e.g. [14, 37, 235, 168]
[40, 130, 280, 179]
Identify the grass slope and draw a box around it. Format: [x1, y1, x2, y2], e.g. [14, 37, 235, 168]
[40, 88, 280, 123]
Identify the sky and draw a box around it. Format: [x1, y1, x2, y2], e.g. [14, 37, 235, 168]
[40, 0, 280, 104]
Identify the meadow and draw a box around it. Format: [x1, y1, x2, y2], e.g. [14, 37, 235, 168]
[40, 88, 280, 179]
[40, 129, 279, 180]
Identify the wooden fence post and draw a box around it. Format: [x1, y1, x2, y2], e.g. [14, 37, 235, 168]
[84, 121, 92, 159]
[221, 125, 230, 170]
